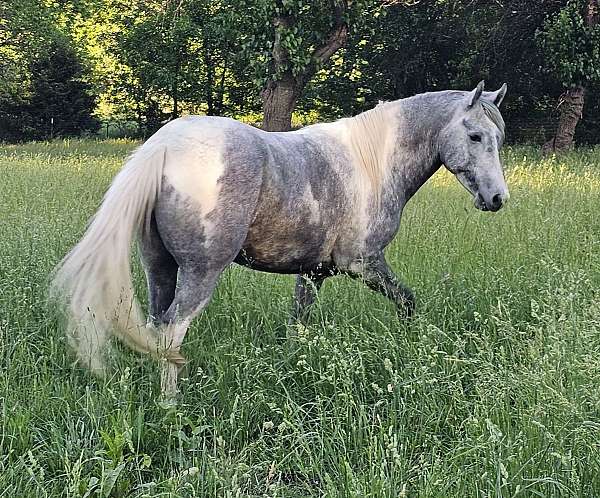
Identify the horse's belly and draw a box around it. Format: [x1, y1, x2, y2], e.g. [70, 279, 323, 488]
[235, 222, 336, 274]
[239, 146, 351, 273]
[233, 251, 328, 274]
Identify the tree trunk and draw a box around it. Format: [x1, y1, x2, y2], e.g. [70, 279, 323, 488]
[542, 0, 598, 154]
[215, 54, 228, 116]
[136, 103, 143, 136]
[261, 77, 300, 131]
[204, 42, 215, 116]
[542, 86, 585, 154]
[260, 1, 348, 132]
[172, 86, 178, 119]
[172, 60, 179, 119]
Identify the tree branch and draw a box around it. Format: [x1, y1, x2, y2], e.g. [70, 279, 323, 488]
[313, 23, 348, 66]
[312, 0, 348, 67]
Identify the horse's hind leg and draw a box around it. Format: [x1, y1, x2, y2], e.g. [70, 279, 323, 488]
[153, 180, 260, 397]
[156, 268, 222, 396]
[139, 213, 178, 324]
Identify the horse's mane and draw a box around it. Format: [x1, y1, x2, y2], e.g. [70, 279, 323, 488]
[344, 104, 393, 202]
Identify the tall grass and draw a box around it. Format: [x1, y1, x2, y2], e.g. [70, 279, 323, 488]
[1, 139, 599, 497]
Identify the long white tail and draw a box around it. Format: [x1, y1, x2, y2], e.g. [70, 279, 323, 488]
[51, 143, 167, 375]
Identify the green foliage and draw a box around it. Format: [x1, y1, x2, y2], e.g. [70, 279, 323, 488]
[26, 38, 99, 140]
[301, 2, 465, 118]
[238, 0, 382, 86]
[2, 141, 600, 494]
[0, 1, 98, 141]
[1, 0, 600, 142]
[301, 0, 572, 143]
[0, 0, 55, 140]
[118, 1, 201, 120]
[537, 0, 600, 86]
[96, 0, 250, 134]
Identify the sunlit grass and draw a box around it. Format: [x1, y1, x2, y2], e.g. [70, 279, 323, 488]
[1, 140, 600, 496]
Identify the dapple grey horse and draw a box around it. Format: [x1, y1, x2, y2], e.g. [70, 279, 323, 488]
[52, 81, 509, 396]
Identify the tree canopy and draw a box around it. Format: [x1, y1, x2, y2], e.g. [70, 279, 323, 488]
[0, 0, 598, 145]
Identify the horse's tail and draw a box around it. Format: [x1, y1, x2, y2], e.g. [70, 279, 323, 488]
[50, 143, 167, 375]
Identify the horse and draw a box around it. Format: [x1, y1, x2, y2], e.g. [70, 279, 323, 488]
[51, 81, 509, 397]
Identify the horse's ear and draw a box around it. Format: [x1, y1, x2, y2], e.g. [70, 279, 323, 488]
[485, 83, 507, 107]
[468, 81, 485, 107]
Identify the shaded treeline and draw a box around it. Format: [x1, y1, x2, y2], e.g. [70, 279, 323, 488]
[1, 0, 599, 147]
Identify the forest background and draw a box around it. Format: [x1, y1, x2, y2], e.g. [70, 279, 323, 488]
[1, 0, 599, 151]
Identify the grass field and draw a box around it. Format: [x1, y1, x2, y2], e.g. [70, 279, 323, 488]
[1, 139, 600, 497]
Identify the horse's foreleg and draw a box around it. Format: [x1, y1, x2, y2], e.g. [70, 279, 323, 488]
[348, 255, 415, 317]
[290, 272, 327, 326]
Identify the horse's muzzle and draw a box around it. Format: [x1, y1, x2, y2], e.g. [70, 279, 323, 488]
[475, 192, 509, 212]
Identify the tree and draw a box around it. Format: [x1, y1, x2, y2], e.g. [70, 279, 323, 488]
[190, 3, 241, 116]
[120, 7, 196, 120]
[238, 0, 381, 131]
[0, 0, 53, 140]
[26, 37, 99, 140]
[262, 1, 347, 131]
[98, 0, 245, 135]
[538, 0, 600, 153]
[0, 1, 98, 141]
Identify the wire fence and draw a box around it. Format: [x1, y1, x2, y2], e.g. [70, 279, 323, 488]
[506, 113, 599, 146]
[505, 116, 557, 145]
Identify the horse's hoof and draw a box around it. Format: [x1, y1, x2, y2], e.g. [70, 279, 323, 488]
[165, 350, 187, 367]
[399, 291, 416, 319]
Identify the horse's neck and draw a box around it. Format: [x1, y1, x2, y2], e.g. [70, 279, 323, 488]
[385, 97, 448, 203]
[393, 145, 442, 203]
[337, 94, 450, 207]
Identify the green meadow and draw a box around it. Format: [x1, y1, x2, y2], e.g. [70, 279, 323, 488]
[1, 140, 600, 497]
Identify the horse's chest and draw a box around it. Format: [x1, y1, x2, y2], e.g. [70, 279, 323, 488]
[364, 200, 404, 251]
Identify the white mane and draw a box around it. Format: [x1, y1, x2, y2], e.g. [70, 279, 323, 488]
[343, 103, 395, 202]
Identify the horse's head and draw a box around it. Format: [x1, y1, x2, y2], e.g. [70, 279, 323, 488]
[440, 81, 509, 212]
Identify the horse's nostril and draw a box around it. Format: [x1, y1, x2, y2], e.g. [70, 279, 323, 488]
[492, 193, 503, 209]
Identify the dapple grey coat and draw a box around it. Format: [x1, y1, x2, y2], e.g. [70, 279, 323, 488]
[52, 82, 509, 395]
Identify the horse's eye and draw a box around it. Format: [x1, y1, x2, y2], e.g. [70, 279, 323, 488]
[469, 134, 482, 143]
